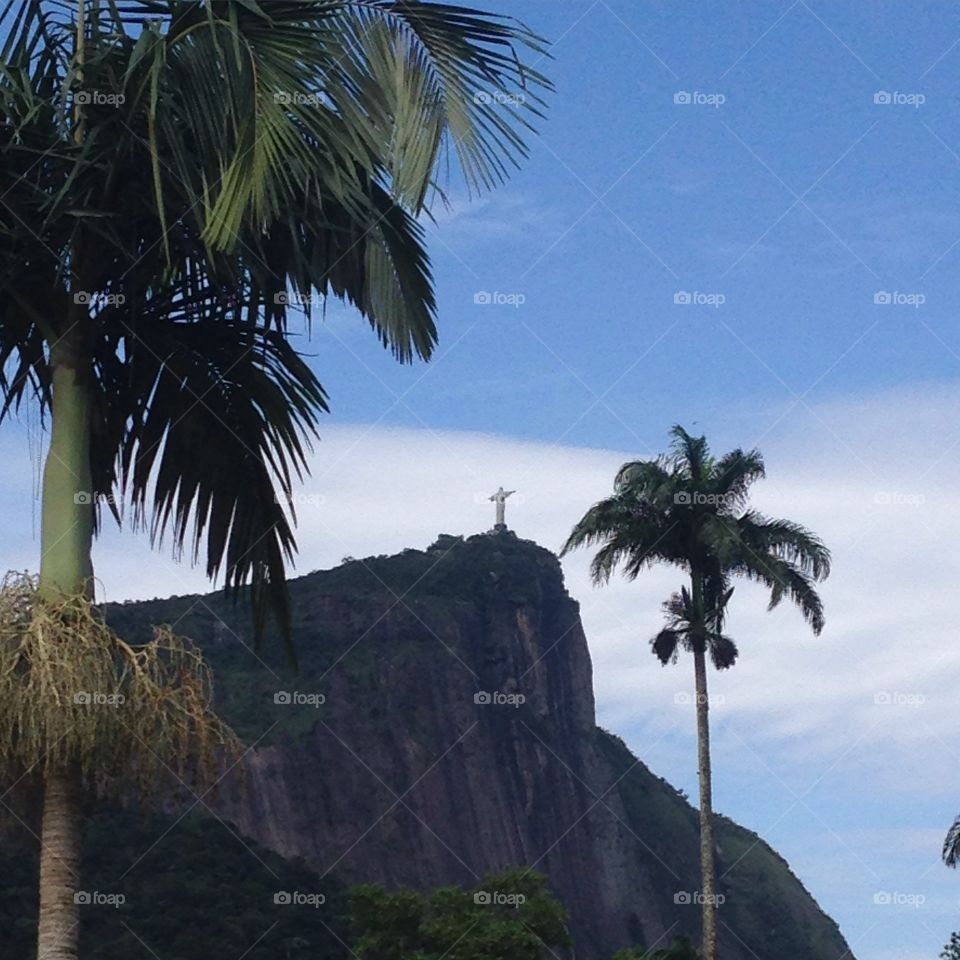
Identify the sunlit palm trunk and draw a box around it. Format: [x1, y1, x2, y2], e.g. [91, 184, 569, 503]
[694, 646, 718, 960]
[36, 328, 95, 960]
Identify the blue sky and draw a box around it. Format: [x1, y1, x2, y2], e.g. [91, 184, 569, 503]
[6, 2, 960, 958]
[312, 0, 960, 459]
[258, 3, 960, 956]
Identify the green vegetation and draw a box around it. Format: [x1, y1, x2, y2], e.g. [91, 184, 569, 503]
[0, 808, 349, 960]
[0, 812, 570, 960]
[563, 426, 830, 960]
[350, 868, 571, 960]
[612, 938, 700, 960]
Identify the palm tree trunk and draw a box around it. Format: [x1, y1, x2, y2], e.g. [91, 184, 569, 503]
[37, 767, 82, 960]
[694, 645, 718, 960]
[36, 326, 95, 960]
[38, 331, 95, 599]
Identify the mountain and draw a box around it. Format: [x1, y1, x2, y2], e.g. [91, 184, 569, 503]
[99, 529, 853, 960]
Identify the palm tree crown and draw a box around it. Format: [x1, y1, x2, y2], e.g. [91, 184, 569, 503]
[561, 425, 831, 641]
[562, 426, 830, 960]
[0, 0, 551, 637]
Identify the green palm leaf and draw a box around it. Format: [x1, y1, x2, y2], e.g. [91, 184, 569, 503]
[0, 0, 550, 643]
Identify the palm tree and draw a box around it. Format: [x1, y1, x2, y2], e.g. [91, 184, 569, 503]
[942, 820, 960, 868]
[0, 2, 550, 956]
[561, 426, 830, 960]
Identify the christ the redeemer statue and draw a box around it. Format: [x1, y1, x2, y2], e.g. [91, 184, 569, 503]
[489, 487, 515, 529]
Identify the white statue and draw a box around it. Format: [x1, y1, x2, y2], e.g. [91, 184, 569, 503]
[489, 487, 515, 528]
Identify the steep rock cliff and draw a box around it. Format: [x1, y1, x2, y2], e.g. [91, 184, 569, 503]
[106, 531, 853, 960]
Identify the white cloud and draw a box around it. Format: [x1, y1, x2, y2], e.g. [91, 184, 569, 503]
[7, 381, 960, 951]
[5, 382, 960, 789]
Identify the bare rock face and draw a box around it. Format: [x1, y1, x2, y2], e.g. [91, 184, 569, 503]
[107, 532, 853, 960]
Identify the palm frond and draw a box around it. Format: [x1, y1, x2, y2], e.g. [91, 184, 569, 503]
[738, 510, 831, 580]
[708, 634, 738, 670]
[93, 316, 327, 655]
[712, 447, 765, 510]
[944, 815, 960, 868]
[651, 585, 737, 669]
[614, 457, 675, 502]
[732, 553, 825, 634]
[651, 627, 681, 665]
[669, 424, 711, 482]
[560, 494, 683, 586]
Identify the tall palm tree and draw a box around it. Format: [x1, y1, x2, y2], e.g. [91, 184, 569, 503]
[0, 2, 550, 956]
[561, 426, 830, 960]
